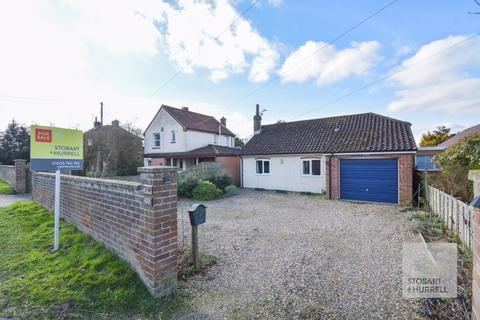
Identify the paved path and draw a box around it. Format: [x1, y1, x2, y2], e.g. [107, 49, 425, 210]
[176, 190, 420, 320]
[0, 194, 32, 207]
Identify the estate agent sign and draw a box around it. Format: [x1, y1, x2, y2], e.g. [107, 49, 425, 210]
[30, 125, 83, 251]
[30, 125, 83, 172]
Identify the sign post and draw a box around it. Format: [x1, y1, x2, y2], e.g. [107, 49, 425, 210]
[188, 204, 206, 272]
[30, 126, 83, 252]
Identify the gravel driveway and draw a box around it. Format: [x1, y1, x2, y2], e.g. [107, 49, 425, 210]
[176, 190, 419, 320]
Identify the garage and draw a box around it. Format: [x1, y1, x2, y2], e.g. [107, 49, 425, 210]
[340, 158, 398, 204]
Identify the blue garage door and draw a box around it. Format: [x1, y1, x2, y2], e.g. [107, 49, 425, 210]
[340, 158, 398, 204]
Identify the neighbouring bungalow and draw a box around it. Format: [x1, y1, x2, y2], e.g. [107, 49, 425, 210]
[415, 123, 480, 172]
[241, 105, 417, 205]
[143, 105, 241, 184]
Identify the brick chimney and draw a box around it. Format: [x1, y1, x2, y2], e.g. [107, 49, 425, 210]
[254, 104, 262, 134]
[220, 116, 226, 127]
[181, 106, 189, 111]
[112, 120, 120, 127]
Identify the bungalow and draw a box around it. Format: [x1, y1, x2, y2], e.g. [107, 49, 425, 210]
[241, 105, 417, 205]
[415, 123, 480, 172]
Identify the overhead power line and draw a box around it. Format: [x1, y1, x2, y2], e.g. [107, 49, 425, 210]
[223, 0, 400, 109]
[289, 32, 480, 121]
[149, 0, 261, 98]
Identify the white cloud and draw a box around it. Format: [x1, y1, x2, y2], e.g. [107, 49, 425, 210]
[161, 0, 279, 82]
[279, 40, 381, 86]
[388, 35, 480, 114]
[267, 0, 283, 7]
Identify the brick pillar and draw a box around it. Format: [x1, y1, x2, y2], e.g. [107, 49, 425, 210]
[469, 170, 480, 320]
[138, 166, 178, 297]
[14, 159, 27, 193]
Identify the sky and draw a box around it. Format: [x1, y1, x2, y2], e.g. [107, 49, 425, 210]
[0, 0, 479, 141]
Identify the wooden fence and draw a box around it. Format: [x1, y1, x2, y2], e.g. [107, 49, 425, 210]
[426, 185, 474, 249]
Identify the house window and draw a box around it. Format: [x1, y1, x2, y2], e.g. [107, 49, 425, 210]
[87, 139, 92, 146]
[302, 159, 321, 176]
[171, 130, 176, 143]
[256, 160, 270, 175]
[416, 155, 439, 171]
[153, 133, 160, 147]
[225, 136, 228, 145]
[214, 134, 218, 144]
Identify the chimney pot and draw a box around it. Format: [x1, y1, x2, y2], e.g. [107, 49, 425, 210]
[182, 106, 189, 111]
[220, 116, 226, 127]
[254, 104, 262, 134]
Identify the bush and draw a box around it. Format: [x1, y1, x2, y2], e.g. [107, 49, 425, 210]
[178, 178, 199, 198]
[192, 181, 223, 201]
[224, 185, 239, 197]
[208, 173, 232, 191]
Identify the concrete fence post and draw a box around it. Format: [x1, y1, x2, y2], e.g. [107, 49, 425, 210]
[138, 166, 178, 297]
[14, 159, 27, 194]
[469, 170, 480, 320]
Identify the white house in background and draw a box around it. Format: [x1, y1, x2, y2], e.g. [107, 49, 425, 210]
[143, 105, 241, 184]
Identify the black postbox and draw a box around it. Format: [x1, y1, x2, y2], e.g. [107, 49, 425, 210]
[188, 204, 206, 226]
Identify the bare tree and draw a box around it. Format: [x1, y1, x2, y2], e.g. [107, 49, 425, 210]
[121, 121, 143, 137]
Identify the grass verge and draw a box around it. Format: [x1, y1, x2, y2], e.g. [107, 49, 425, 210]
[0, 201, 186, 319]
[409, 211, 472, 319]
[0, 180, 14, 194]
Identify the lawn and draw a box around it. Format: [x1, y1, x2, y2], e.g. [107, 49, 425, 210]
[0, 180, 14, 194]
[0, 201, 186, 319]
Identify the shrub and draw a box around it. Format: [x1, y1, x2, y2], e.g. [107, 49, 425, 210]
[224, 185, 239, 197]
[178, 178, 199, 198]
[208, 173, 232, 191]
[192, 181, 223, 201]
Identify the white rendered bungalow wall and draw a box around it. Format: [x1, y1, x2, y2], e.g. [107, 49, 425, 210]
[144, 108, 234, 155]
[242, 155, 327, 194]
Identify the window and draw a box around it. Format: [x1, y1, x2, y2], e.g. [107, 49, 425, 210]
[256, 160, 270, 175]
[153, 133, 160, 147]
[213, 134, 218, 144]
[171, 130, 176, 143]
[225, 136, 228, 145]
[302, 159, 321, 176]
[416, 155, 439, 171]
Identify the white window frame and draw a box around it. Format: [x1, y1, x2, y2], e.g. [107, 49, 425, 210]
[302, 159, 321, 177]
[256, 159, 270, 175]
[153, 133, 161, 148]
[171, 130, 176, 143]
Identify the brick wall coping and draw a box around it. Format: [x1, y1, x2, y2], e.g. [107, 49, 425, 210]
[137, 166, 177, 173]
[35, 172, 142, 191]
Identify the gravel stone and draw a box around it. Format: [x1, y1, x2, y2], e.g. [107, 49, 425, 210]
[176, 190, 419, 320]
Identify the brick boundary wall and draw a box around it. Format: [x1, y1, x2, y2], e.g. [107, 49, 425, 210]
[32, 166, 178, 297]
[326, 154, 414, 205]
[469, 170, 480, 320]
[0, 159, 28, 193]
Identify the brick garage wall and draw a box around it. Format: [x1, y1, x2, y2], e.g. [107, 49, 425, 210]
[470, 170, 480, 320]
[32, 166, 178, 297]
[326, 153, 414, 205]
[216, 156, 240, 186]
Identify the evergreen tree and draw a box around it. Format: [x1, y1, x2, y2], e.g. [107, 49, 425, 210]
[0, 120, 30, 165]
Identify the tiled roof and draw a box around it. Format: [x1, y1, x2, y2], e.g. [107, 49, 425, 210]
[146, 105, 235, 136]
[145, 144, 241, 158]
[438, 124, 480, 148]
[242, 112, 417, 155]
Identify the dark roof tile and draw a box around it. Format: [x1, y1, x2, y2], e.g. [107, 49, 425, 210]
[242, 112, 417, 155]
